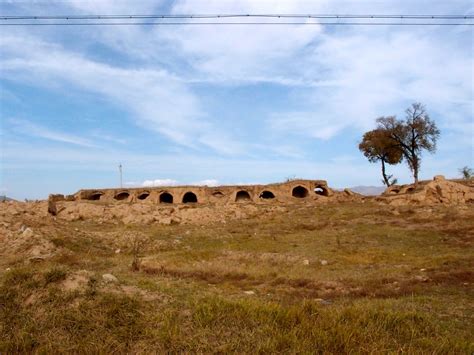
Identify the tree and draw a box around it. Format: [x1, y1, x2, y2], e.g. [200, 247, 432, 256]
[459, 166, 473, 179]
[377, 103, 440, 185]
[359, 128, 403, 186]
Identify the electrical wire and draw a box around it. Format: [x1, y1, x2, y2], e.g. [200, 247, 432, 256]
[1, 14, 473, 20]
[0, 14, 472, 26]
[1, 22, 472, 26]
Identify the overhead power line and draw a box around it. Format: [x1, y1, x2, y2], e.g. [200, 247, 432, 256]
[0, 13, 472, 26]
[2, 22, 472, 26]
[1, 14, 473, 20]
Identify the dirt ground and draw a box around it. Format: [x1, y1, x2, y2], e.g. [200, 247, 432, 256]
[1, 199, 473, 353]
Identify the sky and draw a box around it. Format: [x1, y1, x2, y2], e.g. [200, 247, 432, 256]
[0, 0, 473, 200]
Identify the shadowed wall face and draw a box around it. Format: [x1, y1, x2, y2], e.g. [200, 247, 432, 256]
[183, 192, 198, 203]
[138, 192, 150, 200]
[235, 190, 251, 202]
[89, 192, 103, 200]
[115, 192, 130, 201]
[159, 192, 173, 203]
[292, 186, 308, 198]
[314, 186, 329, 196]
[212, 191, 224, 198]
[259, 191, 275, 199]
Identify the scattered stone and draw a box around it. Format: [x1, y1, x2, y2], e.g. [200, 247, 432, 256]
[414, 275, 429, 282]
[62, 270, 92, 292]
[28, 255, 47, 262]
[22, 228, 34, 238]
[302, 259, 310, 265]
[420, 268, 426, 272]
[314, 298, 332, 305]
[115, 249, 121, 254]
[102, 273, 119, 283]
[320, 260, 328, 266]
[244, 290, 255, 295]
[160, 217, 175, 225]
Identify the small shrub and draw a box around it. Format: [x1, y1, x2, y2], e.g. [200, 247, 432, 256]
[128, 234, 150, 272]
[44, 268, 67, 285]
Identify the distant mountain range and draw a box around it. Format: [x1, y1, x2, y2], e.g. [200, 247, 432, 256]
[348, 186, 386, 196]
[0, 195, 15, 202]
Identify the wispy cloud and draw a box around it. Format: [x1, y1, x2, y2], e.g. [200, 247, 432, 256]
[1, 0, 472, 200]
[0, 34, 245, 155]
[9, 119, 97, 148]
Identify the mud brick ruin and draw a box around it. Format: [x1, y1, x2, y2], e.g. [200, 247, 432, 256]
[72, 179, 333, 204]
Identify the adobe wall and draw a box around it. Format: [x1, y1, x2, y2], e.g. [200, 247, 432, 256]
[69, 179, 333, 205]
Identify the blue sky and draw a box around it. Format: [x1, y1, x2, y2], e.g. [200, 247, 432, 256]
[1, 0, 473, 200]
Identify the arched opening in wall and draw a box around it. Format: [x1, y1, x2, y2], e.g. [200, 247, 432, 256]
[235, 190, 251, 202]
[182, 192, 198, 203]
[389, 188, 400, 194]
[212, 191, 224, 198]
[314, 185, 329, 196]
[114, 192, 130, 201]
[405, 187, 415, 194]
[292, 186, 308, 198]
[88, 192, 103, 201]
[159, 192, 173, 204]
[137, 192, 150, 200]
[259, 191, 275, 199]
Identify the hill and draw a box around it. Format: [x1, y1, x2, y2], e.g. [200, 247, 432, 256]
[349, 185, 385, 196]
[0, 198, 473, 353]
[0, 195, 15, 202]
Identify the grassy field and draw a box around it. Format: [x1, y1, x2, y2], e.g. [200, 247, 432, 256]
[1, 201, 473, 353]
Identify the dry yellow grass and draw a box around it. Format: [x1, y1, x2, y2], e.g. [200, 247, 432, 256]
[1, 201, 473, 352]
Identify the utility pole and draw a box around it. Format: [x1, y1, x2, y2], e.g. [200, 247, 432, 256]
[119, 163, 123, 188]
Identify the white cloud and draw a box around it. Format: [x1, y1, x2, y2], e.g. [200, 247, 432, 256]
[267, 29, 473, 140]
[4, 0, 469, 151]
[89, 131, 128, 145]
[139, 178, 219, 187]
[0, 33, 247, 155]
[65, 0, 159, 13]
[159, 0, 472, 144]
[1, 0, 472, 201]
[192, 179, 219, 187]
[9, 119, 97, 148]
[142, 179, 179, 187]
[163, 0, 326, 83]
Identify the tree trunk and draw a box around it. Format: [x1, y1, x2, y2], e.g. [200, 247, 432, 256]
[381, 159, 390, 186]
[412, 154, 419, 186]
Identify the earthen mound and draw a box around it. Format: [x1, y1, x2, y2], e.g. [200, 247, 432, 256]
[379, 176, 474, 206]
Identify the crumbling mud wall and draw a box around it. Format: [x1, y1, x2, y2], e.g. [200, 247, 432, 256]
[41, 176, 473, 225]
[379, 176, 474, 206]
[45, 180, 365, 224]
[65, 179, 335, 205]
